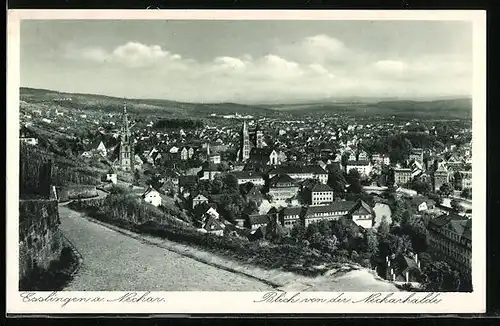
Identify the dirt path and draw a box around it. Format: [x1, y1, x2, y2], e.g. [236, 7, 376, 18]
[59, 206, 273, 291]
[59, 205, 399, 292]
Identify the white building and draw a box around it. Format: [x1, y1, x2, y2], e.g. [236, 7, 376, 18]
[106, 173, 117, 184]
[142, 187, 162, 207]
[346, 160, 373, 177]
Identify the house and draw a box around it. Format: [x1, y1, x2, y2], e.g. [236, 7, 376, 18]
[427, 213, 472, 275]
[199, 163, 223, 181]
[202, 215, 226, 236]
[105, 172, 118, 184]
[394, 168, 413, 185]
[81, 151, 92, 159]
[230, 170, 265, 186]
[180, 146, 196, 161]
[268, 165, 328, 184]
[349, 200, 375, 229]
[411, 196, 435, 212]
[433, 169, 450, 191]
[268, 174, 299, 202]
[374, 155, 390, 166]
[346, 160, 372, 177]
[209, 154, 221, 164]
[20, 137, 38, 146]
[307, 183, 334, 206]
[385, 253, 422, 283]
[358, 151, 368, 161]
[279, 206, 302, 229]
[301, 201, 357, 228]
[409, 148, 424, 163]
[141, 186, 162, 207]
[245, 214, 272, 230]
[395, 187, 418, 198]
[240, 182, 264, 204]
[192, 193, 209, 209]
[95, 141, 107, 157]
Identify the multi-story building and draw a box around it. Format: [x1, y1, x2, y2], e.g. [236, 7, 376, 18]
[434, 169, 450, 191]
[427, 213, 472, 275]
[301, 201, 356, 228]
[268, 165, 328, 184]
[230, 171, 265, 186]
[350, 200, 375, 229]
[394, 168, 412, 185]
[279, 206, 302, 229]
[268, 174, 299, 202]
[308, 183, 334, 206]
[346, 160, 372, 177]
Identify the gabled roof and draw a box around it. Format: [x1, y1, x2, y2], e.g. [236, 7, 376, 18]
[203, 215, 225, 232]
[280, 206, 302, 217]
[142, 186, 160, 198]
[269, 174, 298, 188]
[428, 213, 467, 228]
[350, 199, 374, 215]
[303, 201, 357, 217]
[248, 214, 271, 226]
[230, 170, 263, 179]
[311, 183, 333, 193]
[270, 165, 327, 175]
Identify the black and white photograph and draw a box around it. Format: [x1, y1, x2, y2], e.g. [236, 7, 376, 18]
[7, 10, 486, 314]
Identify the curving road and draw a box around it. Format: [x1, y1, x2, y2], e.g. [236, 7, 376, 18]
[59, 206, 272, 291]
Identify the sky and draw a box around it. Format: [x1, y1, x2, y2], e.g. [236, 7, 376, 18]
[20, 20, 473, 104]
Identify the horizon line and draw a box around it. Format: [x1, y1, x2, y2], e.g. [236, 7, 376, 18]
[19, 86, 473, 106]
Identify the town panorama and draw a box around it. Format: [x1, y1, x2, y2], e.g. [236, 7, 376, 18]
[18, 20, 473, 293]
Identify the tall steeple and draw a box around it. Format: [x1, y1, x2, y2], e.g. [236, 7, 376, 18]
[239, 120, 250, 161]
[255, 121, 264, 148]
[119, 100, 134, 172]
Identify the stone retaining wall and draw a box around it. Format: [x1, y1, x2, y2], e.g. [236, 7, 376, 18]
[19, 199, 63, 279]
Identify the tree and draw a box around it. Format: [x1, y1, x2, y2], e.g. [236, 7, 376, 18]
[422, 261, 461, 292]
[222, 174, 239, 193]
[453, 171, 463, 191]
[290, 223, 306, 241]
[363, 228, 379, 256]
[378, 215, 390, 236]
[327, 170, 347, 196]
[450, 199, 464, 213]
[346, 169, 362, 194]
[410, 179, 431, 195]
[439, 183, 453, 197]
[461, 188, 472, 199]
[133, 169, 141, 185]
[341, 152, 350, 172]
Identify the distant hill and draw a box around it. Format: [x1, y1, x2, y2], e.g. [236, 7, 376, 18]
[20, 87, 472, 120]
[259, 98, 472, 120]
[19, 87, 276, 118]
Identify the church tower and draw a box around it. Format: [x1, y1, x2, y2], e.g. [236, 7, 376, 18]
[255, 122, 264, 149]
[119, 101, 134, 172]
[239, 120, 250, 161]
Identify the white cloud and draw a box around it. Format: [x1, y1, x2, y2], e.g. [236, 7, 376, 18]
[275, 34, 349, 64]
[65, 38, 471, 103]
[374, 60, 409, 74]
